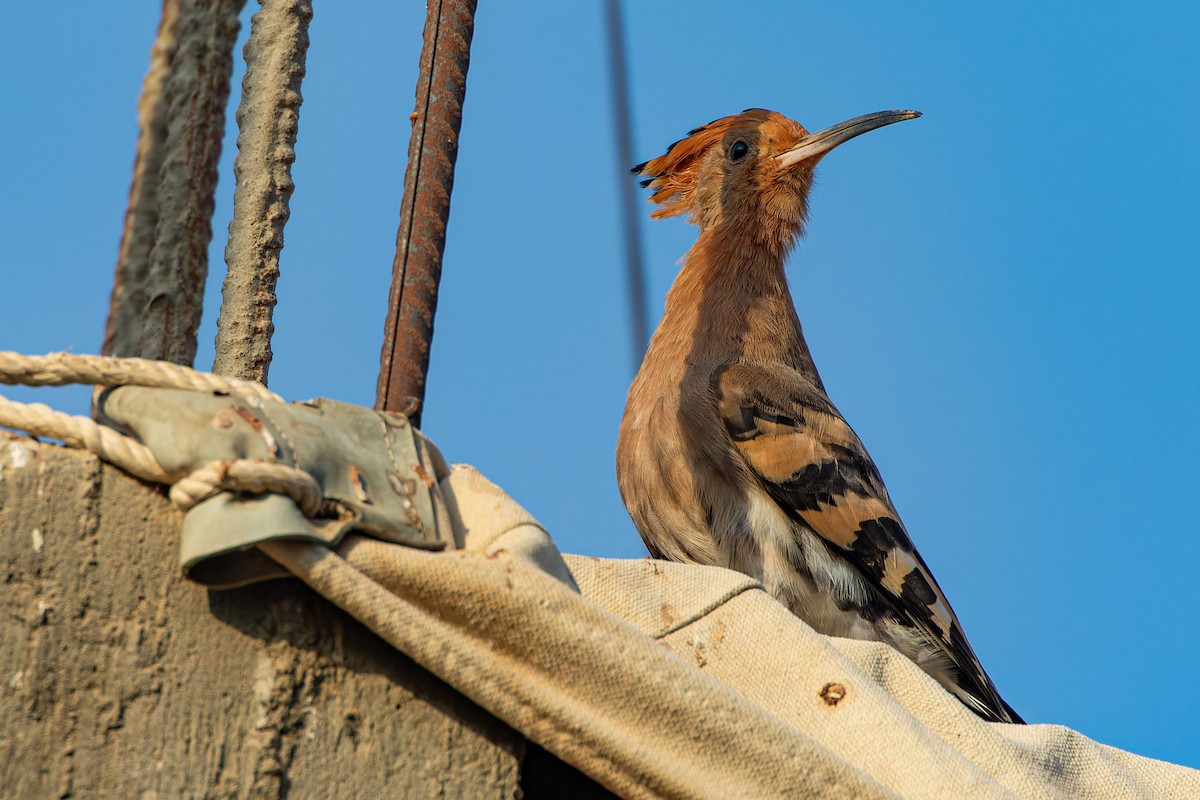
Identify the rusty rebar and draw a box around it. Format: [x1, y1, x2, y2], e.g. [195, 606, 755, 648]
[376, 0, 477, 425]
[603, 0, 650, 371]
[212, 0, 312, 383]
[103, 0, 247, 365]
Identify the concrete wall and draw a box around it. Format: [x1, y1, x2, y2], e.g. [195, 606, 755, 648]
[0, 433, 525, 799]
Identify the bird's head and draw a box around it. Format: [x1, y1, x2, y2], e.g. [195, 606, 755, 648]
[633, 108, 920, 253]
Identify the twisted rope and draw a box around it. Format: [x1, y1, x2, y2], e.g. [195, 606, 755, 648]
[171, 459, 321, 515]
[0, 394, 172, 483]
[0, 351, 283, 404]
[0, 352, 319, 514]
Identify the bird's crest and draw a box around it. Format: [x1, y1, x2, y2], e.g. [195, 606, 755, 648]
[632, 108, 782, 220]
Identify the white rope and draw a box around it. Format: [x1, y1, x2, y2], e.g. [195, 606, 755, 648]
[0, 351, 283, 404]
[170, 459, 322, 515]
[0, 394, 173, 483]
[0, 352, 319, 514]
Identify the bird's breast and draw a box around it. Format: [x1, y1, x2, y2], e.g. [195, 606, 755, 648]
[618, 372, 877, 640]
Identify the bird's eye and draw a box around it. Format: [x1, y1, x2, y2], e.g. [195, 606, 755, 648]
[730, 140, 749, 161]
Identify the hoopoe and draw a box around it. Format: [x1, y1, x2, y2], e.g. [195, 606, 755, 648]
[616, 108, 1021, 724]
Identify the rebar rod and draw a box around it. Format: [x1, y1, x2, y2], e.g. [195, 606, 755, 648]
[212, 0, 312, 383]
[103, 0, 247, 365]
[102, 0, 180, 358]
[376, 0, 477, 426]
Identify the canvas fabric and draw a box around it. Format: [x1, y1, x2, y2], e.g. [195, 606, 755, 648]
[273, 463, 1198, 800]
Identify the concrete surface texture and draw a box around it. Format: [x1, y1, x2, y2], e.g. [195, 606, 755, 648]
[0, 432, 522, 799]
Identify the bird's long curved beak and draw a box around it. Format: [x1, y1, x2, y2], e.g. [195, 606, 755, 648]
[776, 110, 921, 169]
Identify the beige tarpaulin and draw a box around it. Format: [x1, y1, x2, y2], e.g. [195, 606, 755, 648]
[3, 362, 1195, 800]
[264, 464, 1198, 800]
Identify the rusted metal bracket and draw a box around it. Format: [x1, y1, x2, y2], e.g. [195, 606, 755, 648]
[376, 0, 477, 426]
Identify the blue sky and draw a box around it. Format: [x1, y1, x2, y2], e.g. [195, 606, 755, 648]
[3, 1, 1198, 770]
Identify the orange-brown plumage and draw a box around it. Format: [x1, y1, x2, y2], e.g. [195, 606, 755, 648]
[633, 109, 815, 256]
[617, 107, 1022, 724]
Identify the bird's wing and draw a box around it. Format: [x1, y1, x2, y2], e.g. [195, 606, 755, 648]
[714, 362, 1018, 722]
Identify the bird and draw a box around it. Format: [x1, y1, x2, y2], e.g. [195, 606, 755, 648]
[615, 107, 1022, 724]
